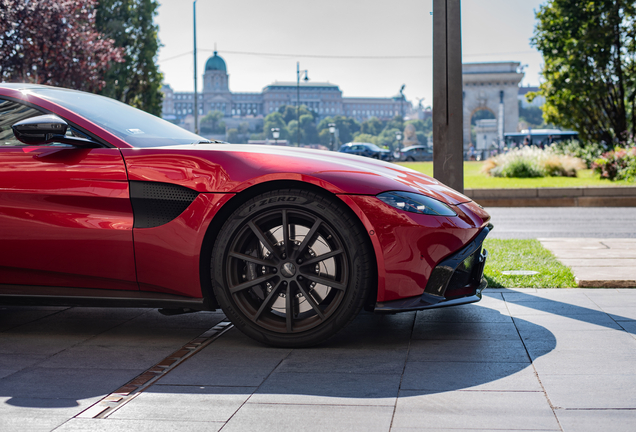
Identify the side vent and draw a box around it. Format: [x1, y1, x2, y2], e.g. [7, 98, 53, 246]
[130, 181, 199, 228]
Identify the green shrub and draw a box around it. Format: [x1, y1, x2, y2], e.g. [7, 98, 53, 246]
[483, 146, 585, 178]
[549, 140, 608, 168]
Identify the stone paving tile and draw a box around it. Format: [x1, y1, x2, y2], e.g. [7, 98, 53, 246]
[0, 353, 49, 370]
[0, 395, 98, 414]
[275, 346, 408, 375]
[521, 328, 636, 354]
[601, 307, 636, 321]
[81, 325, 209, 348]
[0, 415, 69, 432]
[108, 385, 255, 423]
[37, 344, 179, 370]
[0, 307, 66, 332]
[49, 308, 149, 321]
[411, 320, 521, 340]
[157, 329, 291, 387]
[321, 311, 415, 349]
[221, 403, 394, 432]
[393, 390, 560, 430]
[123, 310, 226, 329]
[408, 338, 531, 363]
[0, 368, 15, 380]
[556, 409, 636, 432]
[540, 374, 636, 409]
[530, 351, 636, 375]
[412, 304, 512, 323]
[401, 361, 542, 392]
[0, 333, 102, 356]
[55, 418, 224, 432]
[619, 321, 636, 335]
[251, 371, 401, 406]
[512, 313, 624, 332]
[506, 300, 604, 317]
[0, 367, 141, 401]
[391, 429, 559, 432]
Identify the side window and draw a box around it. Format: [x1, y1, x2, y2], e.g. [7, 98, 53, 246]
[0, 99, 45, 147]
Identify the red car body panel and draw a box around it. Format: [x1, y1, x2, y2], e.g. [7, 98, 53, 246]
[0, 85, 491, 310]
[0, 146, 137, 290]
[134, 193, 233, 297]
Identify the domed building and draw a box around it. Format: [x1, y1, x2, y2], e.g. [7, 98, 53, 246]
[161, 51, 407, 133]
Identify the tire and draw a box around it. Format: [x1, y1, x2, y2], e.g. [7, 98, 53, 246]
[211, 189, 373, 347]
[406, 156, 415, 161]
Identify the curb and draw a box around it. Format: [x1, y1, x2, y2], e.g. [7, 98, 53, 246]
[466, 186, 636, 207]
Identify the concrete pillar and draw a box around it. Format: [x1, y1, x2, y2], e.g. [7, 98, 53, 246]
[433, 0, 464, 193]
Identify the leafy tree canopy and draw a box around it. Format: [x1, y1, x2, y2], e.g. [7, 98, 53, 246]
[200, 110, 225, 134]
[360, 117, 383, 136]
[317, 116, 360, 144]
[531, 0, 636, 144]
[0, 0, 123, 91]
[278, 105, 316, 124]
[263, 112, 288, 140]
[96, 0, 164, 115]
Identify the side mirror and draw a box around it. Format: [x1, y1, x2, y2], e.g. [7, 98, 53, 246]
[12, 115, 98, 147]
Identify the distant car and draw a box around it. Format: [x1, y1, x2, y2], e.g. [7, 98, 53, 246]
[397, 145, 433, 162]
[339, 142, 392, 161]
[0, 83, 492, 348]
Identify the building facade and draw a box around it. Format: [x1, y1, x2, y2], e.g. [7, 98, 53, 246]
[161, 51, 409, 129]
[462, 62, 524, 149]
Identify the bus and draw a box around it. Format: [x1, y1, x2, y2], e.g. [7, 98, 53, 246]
[504, 129, 578, 147]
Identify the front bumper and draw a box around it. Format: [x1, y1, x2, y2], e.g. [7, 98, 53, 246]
[375, 223, 492, 313]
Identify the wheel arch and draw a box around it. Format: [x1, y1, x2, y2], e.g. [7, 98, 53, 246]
[199, 179, 379, 311]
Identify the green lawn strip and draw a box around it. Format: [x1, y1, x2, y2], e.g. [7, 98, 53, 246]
[397, 161, 634, 188]
[482, 239, 577, 288]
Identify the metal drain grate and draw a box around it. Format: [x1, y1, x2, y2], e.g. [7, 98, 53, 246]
[76, 320, 233, 419]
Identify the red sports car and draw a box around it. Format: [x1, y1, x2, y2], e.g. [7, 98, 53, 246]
[0, 83, 491, 347]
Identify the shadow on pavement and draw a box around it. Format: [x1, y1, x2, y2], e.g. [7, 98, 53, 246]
[0, 289, 632, 409]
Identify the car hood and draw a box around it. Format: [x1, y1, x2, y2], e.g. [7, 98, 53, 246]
[123, 144, 472, 205]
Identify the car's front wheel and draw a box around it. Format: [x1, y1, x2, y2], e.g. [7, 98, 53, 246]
[211, 189, 374, 347]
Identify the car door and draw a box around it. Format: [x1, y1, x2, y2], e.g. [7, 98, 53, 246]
[0, 98, 137, 291]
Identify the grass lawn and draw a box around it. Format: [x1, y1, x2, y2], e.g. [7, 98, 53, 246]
[397, 161, 635, 188]
[483, 239, 576, 288]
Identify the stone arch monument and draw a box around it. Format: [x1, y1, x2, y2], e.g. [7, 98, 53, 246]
[462, 62, 524, 150]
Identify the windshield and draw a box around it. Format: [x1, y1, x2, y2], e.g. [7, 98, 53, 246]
[31, 87, 208, 147]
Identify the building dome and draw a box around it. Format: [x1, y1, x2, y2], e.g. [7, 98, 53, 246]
[205, 51, 227, 72]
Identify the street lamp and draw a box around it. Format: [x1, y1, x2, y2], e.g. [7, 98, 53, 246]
[271, 127, 280, 145]
[297, 62, 309, 146]
[193, 1, 199, 135]
[399, 84, 406, 119]
[328, 123, 336, 151]
[396, 131, 403, 151]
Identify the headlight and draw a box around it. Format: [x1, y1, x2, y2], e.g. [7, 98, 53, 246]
[377, 191, 457, 216]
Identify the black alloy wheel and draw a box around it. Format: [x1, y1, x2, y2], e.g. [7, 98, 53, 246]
[211, 189, 373, 347]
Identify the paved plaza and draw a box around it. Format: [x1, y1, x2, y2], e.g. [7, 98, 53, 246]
[1, 287, 635, 432]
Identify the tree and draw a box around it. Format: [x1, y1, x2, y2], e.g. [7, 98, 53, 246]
[200, 110, 225, 134]
[531, 0, 636, 144]
[95, 0, 163, 115]
[287, 120, 299, 145]
[360, 117, 383, 136]
[0, 0, 123, 91]
[278, 104, 316, 124]
[299, 114, 319, 144]
[226, 128, 239, 143]
[353, 133, 379, 146]
[317, 116, 360, 144]
[263, 112, 288, 140]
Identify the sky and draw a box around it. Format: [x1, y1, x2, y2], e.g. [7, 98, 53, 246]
[156, 0, 548, 107]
